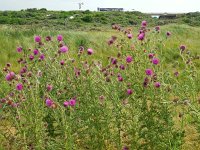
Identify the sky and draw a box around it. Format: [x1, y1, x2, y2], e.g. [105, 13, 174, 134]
[0, 0, 200, 13]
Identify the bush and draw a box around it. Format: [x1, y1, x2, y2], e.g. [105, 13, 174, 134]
[81, 15, 93, 23]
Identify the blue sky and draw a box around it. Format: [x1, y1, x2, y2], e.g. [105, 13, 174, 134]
[0, 0, 200, 13]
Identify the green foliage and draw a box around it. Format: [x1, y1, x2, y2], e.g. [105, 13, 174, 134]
[0, 24, 200, 149]
[81, 15, 93, 22]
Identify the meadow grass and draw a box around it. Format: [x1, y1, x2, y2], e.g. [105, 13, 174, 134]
[0, 24, 200, 149]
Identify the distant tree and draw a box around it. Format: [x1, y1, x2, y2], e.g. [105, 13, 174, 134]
[26, 8, 37, 12]
[39, 8, 47, 12]
[2, 11, 8, 16]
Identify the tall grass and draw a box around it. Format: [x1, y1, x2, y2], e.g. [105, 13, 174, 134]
[0, 24, 200, 149]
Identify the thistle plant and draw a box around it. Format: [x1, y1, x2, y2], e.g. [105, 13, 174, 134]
[0, 21, 199, 150]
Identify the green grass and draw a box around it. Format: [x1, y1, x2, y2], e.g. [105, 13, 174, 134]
[0, 24, 200, 149]
[0, 24, 199, 70]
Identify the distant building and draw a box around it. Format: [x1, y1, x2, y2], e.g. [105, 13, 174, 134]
[97, 7, 124, 12]
[148, 13, 177, 19]
[159, 13, 177, 19]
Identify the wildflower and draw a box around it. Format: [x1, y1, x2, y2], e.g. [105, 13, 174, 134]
[127, 89, 133, 95]
[155, 26, 160, 31]
[126, 56, 133, 63]
[79, 46, 84, 52]
[20, 67, 27, 74]
[148, 53, 154, 59]
[87, 48, 93, 55]
[166, 31, 171, 37]
[33, 49, 39, 55]
[34, 36, 41, 43]
[39, 54, 45, 60]
[180, 45, 186, 51]
[5, 72, 15, 81]
[123, 146, 129, 150]
[138, 33, 145, 40]
[120, 64, 125, 70]
[60, 46, 68, 53]
[174, 71, 179, 77]
[143, 77, 149, 88]
[111, 58, 117, 65]
[57, 35, 63, 41]
[63, 101, 69, 107]
[46, 36, 52, 41]
[60, 60, 65, 65]
[154, 82, 161, 88]
[6, 63, 11, 67]
[99, 95, 105, 101]
[17, 47, 22, 53]
[69, 99, 76, 106]
[127, 34, 133, 39]
[145, 69, 153, 76]
[152, 58, 159, 65]
[16, 83, 23, 91]
[47, 85, 53, 92]
[141, 20, 147, 27]
[46, 98, 53, 107]
[118, 76, 123, 82]
[108, 39, 114, 45]
[29, 55, 34, 61]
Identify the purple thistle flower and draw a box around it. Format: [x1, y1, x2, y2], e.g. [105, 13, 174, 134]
[17, 47, 22, 53]
[174, 71, 179, 77]
[126, 56, 133, 63]
[39, 54, 45, 60]
[79, 46, 84, 52]
[74, 68, 81, 77]
[20, 67, 27, 74]
[155, 26, 160, 31]
[111, 58, 117, 65]
[120, 64, 125, 70]
[154, 82, 161, 88]
[152, 58, 159, 65]
[34, 36, 41, 43]
[127, 34, 133, 39]
[143, 77, 149, 88]
[118, 76, 123, 82]
[60, 46, 69, 53]
[69, 99, 76, 106]
[141, 20, 147, 27]
[127, 89, 133, 95]
[107, 39, 114, 45]
[16, 83, 23, 91]
[138, 33, 145, 41]
[46, 36, 52, 41]
[57, 35, 63, 41]
[47, 85, 53, 92]
[46, 98, 53, 107]
[123, 146, 129, 150]
[148, 53, 154, 59]
[6, 63, 11, 67]
[33, 49, 39, 55]
[87, 48, 93, 55]
[5, 72, 15, 81]
[180, 45, 186, 51]
[63, 101, 69, 107]
[145, 69, 153, 76]
[60, 60, 65, 65]
[166, 31, 171, 37]
[29, 55, 34, 61]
